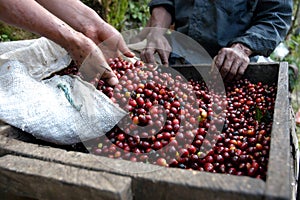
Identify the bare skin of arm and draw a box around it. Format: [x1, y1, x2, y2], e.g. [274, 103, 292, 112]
[35, 0, 134, 58]
[0, 0, 88, 63]
[140, 6, 173, 65]
[0, 0, 130, 85]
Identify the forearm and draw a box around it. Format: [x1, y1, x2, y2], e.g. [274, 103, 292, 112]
[35, 0, 104, 36]
[229, 0, 293, 56]
[0, 0, 84, 52]
[148, 6, 172, 29]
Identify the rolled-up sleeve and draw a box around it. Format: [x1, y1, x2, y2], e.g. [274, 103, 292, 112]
[229, 0, 293, 56]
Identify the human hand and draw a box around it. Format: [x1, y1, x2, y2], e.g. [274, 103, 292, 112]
[33, 0, 134, 60]
[140, 29, 172, 65]
[66, 32, 118, 86]
[84, 22, 135, 59]
[214, 43, 252, 81]
[80, 46, 119, 86]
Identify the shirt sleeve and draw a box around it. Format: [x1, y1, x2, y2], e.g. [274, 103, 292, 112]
[148, 0, 175, 23]
[228, 0, 293, 57]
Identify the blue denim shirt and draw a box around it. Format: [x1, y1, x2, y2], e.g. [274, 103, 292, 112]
[149, 0, 293, 58]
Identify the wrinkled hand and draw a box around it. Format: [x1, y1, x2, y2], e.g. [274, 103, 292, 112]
[214, 43, 252, 81]
[70, 22, 135, 86]
[80, 46, 118, 86]
[84, 22, 135, 59]
[67, 33, 118, 86]
[140, 29, 172, 65]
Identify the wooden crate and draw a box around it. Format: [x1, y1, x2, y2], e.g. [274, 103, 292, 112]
[0, 62, 298, 200]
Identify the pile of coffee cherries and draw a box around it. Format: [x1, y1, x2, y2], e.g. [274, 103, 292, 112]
[59, 58, 276, 180]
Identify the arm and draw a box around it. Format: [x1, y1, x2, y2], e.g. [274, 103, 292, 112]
[35, 0, 100, 36]
[148, 6, 173, 29]
[229, 0, 293, 56]
[35, 0, 134, 58]
[0, 0, 84, 59]
[215, 0, 293, 81]
[0, 0, 118, 85]
[140, 6, 173, 65]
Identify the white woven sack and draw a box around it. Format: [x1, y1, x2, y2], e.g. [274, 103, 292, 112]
[0, 38, 126, 145]
[0, 37, 71, 81]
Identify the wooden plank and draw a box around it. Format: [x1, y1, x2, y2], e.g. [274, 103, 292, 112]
[0, 130, 265, 200]
[0, 155, 132, 200]
[264, 62, 291, 200]
[0, 62, 294, 199]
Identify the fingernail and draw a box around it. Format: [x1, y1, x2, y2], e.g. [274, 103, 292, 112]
[126, 52, 135, 58]
[130, 52, 136, 57]
[109, 77, 119, 86]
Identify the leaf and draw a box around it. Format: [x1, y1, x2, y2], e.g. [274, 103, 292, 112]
[255, 106, 273, 123]
[255, 106, 263, 123]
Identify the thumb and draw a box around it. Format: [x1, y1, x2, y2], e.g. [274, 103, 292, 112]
[118, 38, 135, 58]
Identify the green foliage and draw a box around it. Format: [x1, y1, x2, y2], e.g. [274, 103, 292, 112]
[284, 34, 300, 67]
[0, 22, 37, 41]
[102, 0, 129, 31]
[255, 107, 273, 123]
[101, 0, 150, 31]
[124, 0, 150, 30]
[0, 34, 10, 42]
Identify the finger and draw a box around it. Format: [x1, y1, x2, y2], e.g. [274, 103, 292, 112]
[79, 47, 115, 84]
[80, 62, 110, 84]
[225, 59, 241, 81]
[123, 51, 135, 58]
[219, 55, 234, 79]
[105, 74, 119, 86]
[101, 69, 119, 86]
[79, 62, 103, 83]
[140, 49, 147, 63]
[215, 51, 226, 70]
[236, 62, 248, 80]
[157, 49, 170, 65]
[141, 48, 156, 64]
[117, 37, 135, 58]
[212, 57, 217, 68]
